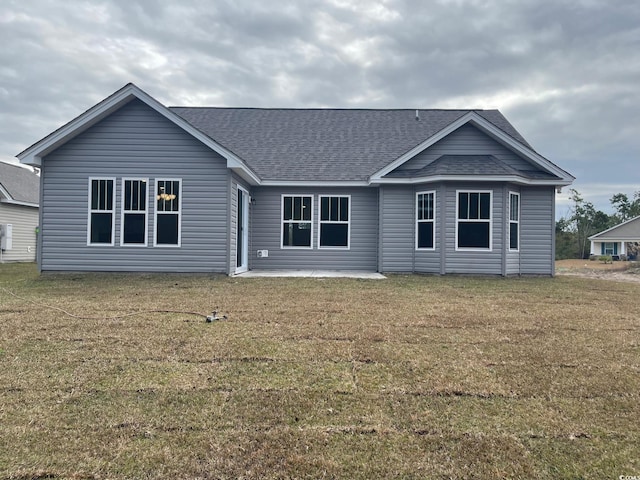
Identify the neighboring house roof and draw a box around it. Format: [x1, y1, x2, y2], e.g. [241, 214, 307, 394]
[17, 83, 575, 187]
[0, 161, 39, 207]
[588, 216, 640, 241]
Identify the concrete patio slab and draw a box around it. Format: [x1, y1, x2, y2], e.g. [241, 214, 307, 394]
[234, 270, 386, 279]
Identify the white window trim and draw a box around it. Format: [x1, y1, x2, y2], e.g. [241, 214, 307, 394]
[120, 178, 149, 247]
[318, 195, 351, 250]
[280, 194, 314, 249]
[87, 177, 116, 246]
[415, 190, 436, 251]
[508, 191, 520, 252]
[153, 178, 182, 247]
[455, 190, 493, 252]
[603, 242, 615, 255]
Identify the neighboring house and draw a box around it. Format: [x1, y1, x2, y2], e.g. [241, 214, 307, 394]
[589, 215, 640, 260]
[17, 83, 574, 275]
[0, 161, 40, 262]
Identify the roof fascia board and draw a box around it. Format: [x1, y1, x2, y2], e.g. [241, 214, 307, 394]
[372, 175, 572, 186]
[588, 215, 640, 240]
[17, 84, 261, 185]
[370, 112, 575, 183]
[259, 180, 371, 187]
[0, 198, 39, 208]
[0, 184, 11, 201]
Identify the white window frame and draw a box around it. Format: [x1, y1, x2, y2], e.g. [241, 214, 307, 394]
[153, 178, 182, 247]
[508, 191, 520, 252]
[455, 190, 493, 252]
[281, 194, 313, 249]
[120, 178, 149, 247]
[87, 177, 116, 246]
[318, 195, 351, 250]
[415, 190, 436, 251]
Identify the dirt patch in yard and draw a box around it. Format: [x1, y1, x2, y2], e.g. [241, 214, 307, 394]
[556, 259, 640, 283]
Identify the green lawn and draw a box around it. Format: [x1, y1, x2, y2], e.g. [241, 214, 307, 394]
[1, 263, 639, 479]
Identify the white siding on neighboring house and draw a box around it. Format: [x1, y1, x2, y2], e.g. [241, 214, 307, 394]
[0, 203, 38, 262]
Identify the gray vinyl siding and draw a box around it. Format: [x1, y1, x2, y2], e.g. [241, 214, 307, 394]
[40, 99, 229, 273]
[379, 186, 414, 272]
[399, 124, 537, 172]
[250, 187, 378, 270]
[444, 183, 503, 275]
[520, 186, 555, 275]
[0, 203, 38, 262]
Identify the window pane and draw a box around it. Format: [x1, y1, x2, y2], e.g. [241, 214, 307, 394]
[105, 180, 113, 210]
[302, 197, 311, 221]
[330, 197, 339, 221]
[321, 197, 329, 221]
[469, 193, 479, 219]
[458, 193, 468, 219]
[284, 196, 292, 221]
[510, 223, 518, 250]
[417, 194, 425, 220]
[91, 180, 99, 210]
[320, 224, 348, 247]
[418, 222, 434, 248]
[282, 222, 312, 247]
[157, 214, 179, 245]
[123, 213, 146, 244]
[510, 194, 519, 221]
[293, 197, 301, 220]
[124, 181, 132, 210]
[458, 222, 490, 248]
[479, 193, 490, 219]
[339, 197, 349, 221]
[90, 213, 112, 244]
[139, 181, 146, 210]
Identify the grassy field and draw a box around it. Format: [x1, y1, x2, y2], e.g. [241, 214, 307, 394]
[1, 263, 639, 479]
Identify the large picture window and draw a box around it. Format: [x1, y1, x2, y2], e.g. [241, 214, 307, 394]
[456, 191, 492, 250]
[319, 196, 350, 248]
[416, 191, 435, 250]
[88, 178, 115, 245]
[282, 195, 312, 248]
[509, 192, 519, 251]
[121, 179, 148, 246]
[155, 179, 181, 246]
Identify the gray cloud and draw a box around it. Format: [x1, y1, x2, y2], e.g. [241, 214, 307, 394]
[1, 0, 639, 213]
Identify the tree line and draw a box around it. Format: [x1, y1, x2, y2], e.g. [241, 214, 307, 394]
[556, 189, 640, 259]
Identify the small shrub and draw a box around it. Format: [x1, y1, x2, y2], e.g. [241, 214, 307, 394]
[599, 255, 612, 264]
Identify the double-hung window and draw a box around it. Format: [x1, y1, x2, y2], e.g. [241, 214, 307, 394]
[509, 192, 520, 251]
[319, 195, 350, 249]
[88, 178, 115, 245]
[121, 179, 148, 246]
[155, 179, 181, 246]
[416, 191, 435, 250]
[282, 195, 312, 248]
[456, 191, 492, 250]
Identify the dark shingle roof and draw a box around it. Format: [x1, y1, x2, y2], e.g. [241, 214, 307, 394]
[0, 161, 40, 205]
[170, 108, 534, 182]
[385, 155, 560, 180]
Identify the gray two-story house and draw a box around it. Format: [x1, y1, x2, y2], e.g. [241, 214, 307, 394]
[18, 83, 574, 275]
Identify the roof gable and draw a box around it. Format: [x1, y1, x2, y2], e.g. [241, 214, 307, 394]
[589, 216, 640, 241]
[370, 111, 574, 184]
[16, 84, 260, 184]
[0, 161, 39, 207]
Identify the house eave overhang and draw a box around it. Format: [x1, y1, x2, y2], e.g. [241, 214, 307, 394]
[16, 83, 261, 186]
[369, 112, 575, 184]
[259, 180, 371, 187]
[372, 175, 573, 186]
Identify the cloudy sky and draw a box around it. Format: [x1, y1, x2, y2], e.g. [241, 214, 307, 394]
[1, 0, 639, 217]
